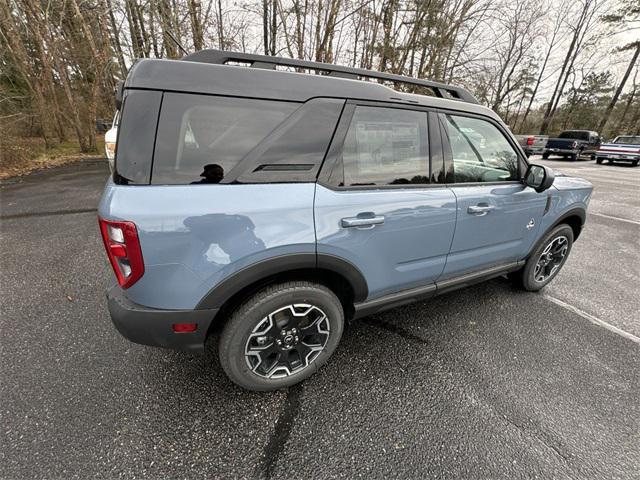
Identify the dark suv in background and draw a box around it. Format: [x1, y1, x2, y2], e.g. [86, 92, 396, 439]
[99, 50, 592, 391]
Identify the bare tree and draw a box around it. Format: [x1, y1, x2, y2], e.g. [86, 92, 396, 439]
[540, 0, 602, 134]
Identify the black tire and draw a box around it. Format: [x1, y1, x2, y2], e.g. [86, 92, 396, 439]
[608, 159, 614, 164]
[219, 281, 344, 391]
[596, 158, 603, 164]
[633, 160, 639, 167]
[512, 224, 574, 292]
[570, 153, 578, 161]
[542, 153, 550, 159]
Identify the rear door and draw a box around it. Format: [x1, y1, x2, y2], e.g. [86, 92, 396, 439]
[438, 112, 547, 278]
[314, 103, 457, 300]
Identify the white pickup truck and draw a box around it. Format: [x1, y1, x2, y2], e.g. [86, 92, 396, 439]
[595, 135, 640, 166]
[104, 111, 119, 172]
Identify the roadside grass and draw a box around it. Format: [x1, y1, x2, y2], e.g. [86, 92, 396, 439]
[0, 136, 105, 180]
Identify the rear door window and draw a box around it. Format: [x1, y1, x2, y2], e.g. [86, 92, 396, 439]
[338, 106, 429, 186]
[153, 93, 298, 184]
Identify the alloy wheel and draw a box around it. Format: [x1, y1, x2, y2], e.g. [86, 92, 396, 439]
[245, 304, 330, 379]
[534, 236, 568, 283]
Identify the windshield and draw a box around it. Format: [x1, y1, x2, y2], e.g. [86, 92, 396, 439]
[559, 131, 589, 141]
[613, 136, 640, 145]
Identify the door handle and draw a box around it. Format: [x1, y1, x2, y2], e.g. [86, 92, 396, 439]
[341, 215, 385, 228]
[467, 205, 494, 216]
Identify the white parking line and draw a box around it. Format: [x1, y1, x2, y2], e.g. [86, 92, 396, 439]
[589, 212, 640, 226]
[544, 295, 640, 344]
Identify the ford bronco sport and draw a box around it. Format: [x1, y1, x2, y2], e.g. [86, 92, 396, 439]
[99, 50, 593, 391]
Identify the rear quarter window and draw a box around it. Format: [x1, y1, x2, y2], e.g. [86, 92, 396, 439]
[115, 90, 163, 184]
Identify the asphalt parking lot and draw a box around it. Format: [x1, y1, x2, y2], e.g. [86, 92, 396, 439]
[1, 157, 638, 479]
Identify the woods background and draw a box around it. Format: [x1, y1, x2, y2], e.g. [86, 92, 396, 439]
[1, 0, 638, 168]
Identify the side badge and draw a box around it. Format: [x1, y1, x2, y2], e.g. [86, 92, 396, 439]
[526, 219, 535, 230]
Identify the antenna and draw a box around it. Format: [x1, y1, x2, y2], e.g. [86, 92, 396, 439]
[166, 31, 188, 56]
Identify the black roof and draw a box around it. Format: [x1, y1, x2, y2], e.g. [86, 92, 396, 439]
[125, 50, 496, 119]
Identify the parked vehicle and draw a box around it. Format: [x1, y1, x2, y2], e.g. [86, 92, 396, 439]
[542, 130, 601, 160]
[595, 135, 640, 166]
[98, 50, 593, 391]
[104, 111, 119, 172]
[516, 134, 548, 157]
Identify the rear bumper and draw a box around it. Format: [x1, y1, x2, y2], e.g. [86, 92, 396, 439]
[524, 146, 545, 155]
[595, 153, 639, 162]
[544, 148, 578, 155]
[107, 285, 218, 352]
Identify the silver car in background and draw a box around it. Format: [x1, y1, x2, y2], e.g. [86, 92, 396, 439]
[516, 134, 548, 157]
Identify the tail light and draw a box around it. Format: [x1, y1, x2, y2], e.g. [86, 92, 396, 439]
[526, 136, 534, 146]
[105, 141, 116, 160]
[98, 218, 144, 289]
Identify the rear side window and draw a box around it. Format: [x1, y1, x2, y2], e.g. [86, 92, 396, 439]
[441, 114, 519, 183]
[115, 90, 163, 184]
[614, 136, 640, 145]
[559, 131, 589, 141]
[153, 94, 297, 184]
[339, 106, 429, 186]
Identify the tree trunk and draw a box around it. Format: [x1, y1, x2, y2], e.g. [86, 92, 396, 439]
[598, 43, 640, 134]
[540, 0, 592, 134]
[263, 0, 269, 54]
[107, 0, 128, 77]
[188, 0, 204, 51]
[1, 1, 56, 146]
[157, 0, 178, 58]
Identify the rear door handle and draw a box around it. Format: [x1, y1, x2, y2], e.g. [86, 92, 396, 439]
[467, 205, 494, 216]
[341, 215, 385, 228]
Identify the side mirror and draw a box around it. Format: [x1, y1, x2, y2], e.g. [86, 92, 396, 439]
[524, 164, 554, 193]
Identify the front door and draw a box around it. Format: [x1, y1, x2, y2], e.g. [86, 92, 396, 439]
[438, 112, 547, 278]
[314, 104, 457, 300]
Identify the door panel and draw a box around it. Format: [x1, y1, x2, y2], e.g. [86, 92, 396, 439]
[437, 111, 547, 278]
[442, 184, 546, 278]
[315, 185, 457, 299]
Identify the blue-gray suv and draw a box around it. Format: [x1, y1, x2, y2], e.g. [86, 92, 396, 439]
[99, 50, 593, 391]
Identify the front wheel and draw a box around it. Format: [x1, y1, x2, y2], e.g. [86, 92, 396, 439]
[542, 153, 550, 159]
[512, 224, 574, 292]
[633, 160, 639, 167]
[219, 281, 344, 391]
[596, 158, 603, 164]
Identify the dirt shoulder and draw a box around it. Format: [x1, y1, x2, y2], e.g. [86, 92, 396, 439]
[0, 137, 106, 180]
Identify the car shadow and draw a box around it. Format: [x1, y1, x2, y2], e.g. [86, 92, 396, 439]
[146, 276, 523, 396]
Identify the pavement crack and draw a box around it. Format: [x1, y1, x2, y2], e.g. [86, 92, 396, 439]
[362, 317, 429, 345]
[257, 384, 303, 479]
[0, 208, 97, 220]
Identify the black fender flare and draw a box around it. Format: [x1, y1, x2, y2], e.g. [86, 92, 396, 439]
[195, 253, 368, 310]
[526, 207, 586, 259]
[551, 207, 586, 233]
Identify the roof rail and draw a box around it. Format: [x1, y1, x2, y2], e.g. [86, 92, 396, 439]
[182, 49, 478, 104]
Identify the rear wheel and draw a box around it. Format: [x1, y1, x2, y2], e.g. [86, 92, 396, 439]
[596, 158, 603, 164]
[512, 224, 574, 292]
[633, 160, 639, 167]
[219, 281, 344, 391]
[542, 153, 550, 159]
